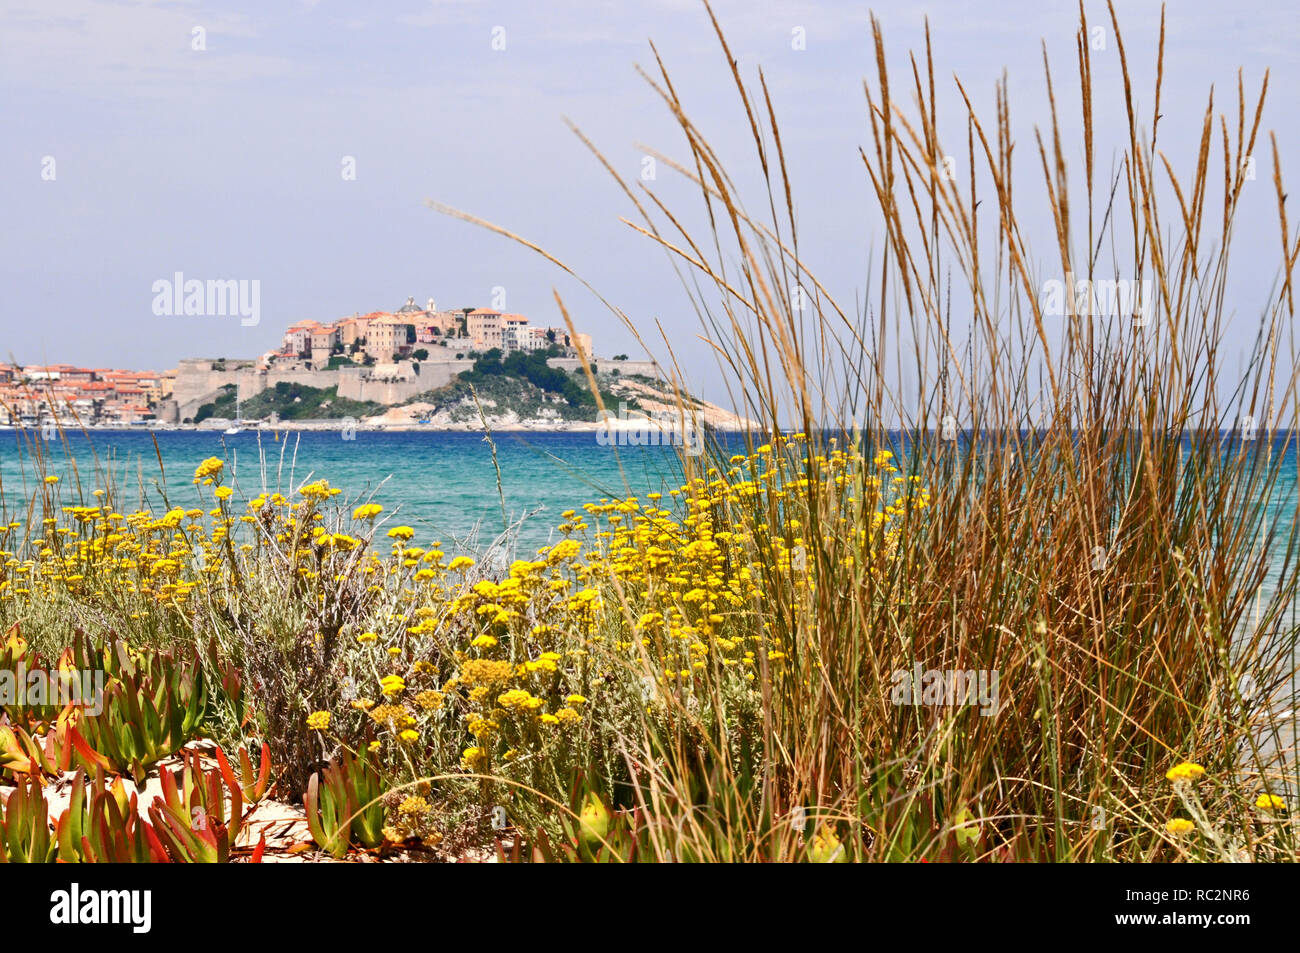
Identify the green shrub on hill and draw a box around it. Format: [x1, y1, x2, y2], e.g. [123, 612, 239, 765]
[240, 382, 384, 421]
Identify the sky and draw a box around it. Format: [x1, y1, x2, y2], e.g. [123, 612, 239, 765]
[1, 0, 1296, 406]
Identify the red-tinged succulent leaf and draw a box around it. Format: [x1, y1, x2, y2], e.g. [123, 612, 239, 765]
[55, 770, 161, 863]
[303, 770, 349, 858]
[253, 742, 271, 799]
[55, 775, 89, 862]
[0, 774, 56, 863]
[143, 820, 169, 862]
[0, 726, 57, 780]
[184, 751, 203, 807]
[227, 773, 243, 841]
[159, 759, 181, 809]
[303, 774, 326, 846]
[147, 803, 192, 862]
[74, 637, 205, 783]
[167, 810, 220, 863]
[215, 745, 238, 793]
[67, 725, 112, 775]
[146, 759, 241, 863]
[217, 744, 259, 827]
[90, 801, 119, 862]
[204, 765, 223, 823]
[223, 742, 273, 803]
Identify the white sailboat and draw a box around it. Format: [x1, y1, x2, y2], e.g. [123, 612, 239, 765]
[224, 396, 243, 435]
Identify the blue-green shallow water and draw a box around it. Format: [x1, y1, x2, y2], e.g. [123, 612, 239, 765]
[3, 429, 1298, 573]
[0, 430, 744, 555]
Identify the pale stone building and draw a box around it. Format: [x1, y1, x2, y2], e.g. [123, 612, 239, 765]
[366, 314, 415, 361]
[466, 309, 504, 351]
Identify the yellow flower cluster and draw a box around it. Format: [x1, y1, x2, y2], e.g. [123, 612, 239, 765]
[1255, 793, 1286, 812]
[1165, 762, 1206, 783]
[193, 457, 224, 482]
[330, 434, 932, 783]
[2, 436, 932, 805]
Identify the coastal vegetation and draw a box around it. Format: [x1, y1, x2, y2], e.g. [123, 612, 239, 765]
[193, 382, 386, 424]
[403, 372, 614, 425]
[399, 348, 636, 424]
[192, 384, 236, 423]
[241, 382, 384, 422]
[463, 347, 595, 407]
[1, 3, 1297, 863]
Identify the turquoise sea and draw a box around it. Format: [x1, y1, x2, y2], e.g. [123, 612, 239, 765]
[3, 430, 1298, 587]
[0, 430, 730, 557]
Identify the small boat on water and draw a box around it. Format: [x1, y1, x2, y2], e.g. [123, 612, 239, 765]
[224, 398, 244, 434]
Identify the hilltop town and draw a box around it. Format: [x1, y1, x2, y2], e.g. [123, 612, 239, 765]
[0, 296, 679, 430]
[283, 297, 594, 368]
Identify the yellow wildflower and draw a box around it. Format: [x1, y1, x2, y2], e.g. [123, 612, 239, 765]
[1255, 794, 1287, 812]
[1165, 762, 1206, 783]
[193, 457, 224, 481]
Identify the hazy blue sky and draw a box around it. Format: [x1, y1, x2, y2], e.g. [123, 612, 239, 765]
[2, 1, 1295, 403]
